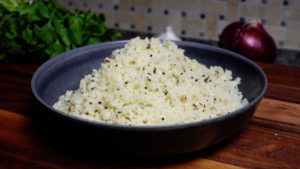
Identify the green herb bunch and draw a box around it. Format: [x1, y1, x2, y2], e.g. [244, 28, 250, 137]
[0, 0, 120, 62]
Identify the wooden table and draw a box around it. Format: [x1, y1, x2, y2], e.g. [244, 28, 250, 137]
[0, 63, 299, 169]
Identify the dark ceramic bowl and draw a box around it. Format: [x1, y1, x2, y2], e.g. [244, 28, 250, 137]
[31, 40, 267, 156]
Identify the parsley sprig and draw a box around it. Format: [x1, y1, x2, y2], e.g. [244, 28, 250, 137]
[0, 0, 120, 62]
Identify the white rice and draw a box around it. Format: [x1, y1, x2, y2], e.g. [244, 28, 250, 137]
[53, 37, 248, 126]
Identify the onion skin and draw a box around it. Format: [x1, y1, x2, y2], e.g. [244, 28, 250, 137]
[219, 21, 245, 49]
[219, 20, 277, 63]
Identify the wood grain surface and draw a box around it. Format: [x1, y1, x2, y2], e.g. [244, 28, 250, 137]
[0, 62, 300, 169]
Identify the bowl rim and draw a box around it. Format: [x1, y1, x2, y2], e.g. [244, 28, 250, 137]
[31, 40, 268, 131]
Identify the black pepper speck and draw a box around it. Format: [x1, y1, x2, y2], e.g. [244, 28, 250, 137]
[204, 77, 209, 83]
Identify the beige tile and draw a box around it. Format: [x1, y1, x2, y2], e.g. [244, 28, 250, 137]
[130, 0, 152, 7]
[240, 4, 266, 18]
[180, 0, 202, 20]
[119, 0, 130, 9]
[286, 21, 300, 29]
[182, 19, 205, 31]
[151, 0, 163, 16]
[131, 5, 146, 15]
[227, 0, 239, 21]
[266, 0, 282, 26]
[284, 9, 300, 21]
[89, 1, 105, 14]
[131, 14, 147, 32]
[184, 0, 203, 13]
[114, 11, 132, 23]
[285, 28, 300, 50]
[71, 1, 95, 11]
[114, 11, 145, 31]
[103, 12, 116, 28]
[206, 15, 218, 40]
[182, 19, 205, 39]
[246, 0, 264, 4]
[144, 15, 168, 34]
[96, 0, 115, 13]
[289, 0, 300, 9]
[161, 0, 186, 11]
[201, 0, 226, 14]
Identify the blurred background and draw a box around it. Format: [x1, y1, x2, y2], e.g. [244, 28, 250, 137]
[57, 0, 300, 66]
[57, 0, 300, 50]
[1, 0, 299, 65]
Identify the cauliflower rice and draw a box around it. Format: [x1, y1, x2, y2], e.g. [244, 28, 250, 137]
[53, 37, 248, 125]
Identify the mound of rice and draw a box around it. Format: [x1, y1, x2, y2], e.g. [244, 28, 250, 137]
[53, 37, 248, 125]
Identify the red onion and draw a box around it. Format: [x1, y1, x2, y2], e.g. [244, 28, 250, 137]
[219, 20, 277, 63]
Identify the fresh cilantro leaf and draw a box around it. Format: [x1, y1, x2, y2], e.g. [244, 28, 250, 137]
[0, 0, 120, 62]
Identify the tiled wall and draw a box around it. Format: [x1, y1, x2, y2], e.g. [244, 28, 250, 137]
[57, 0, 300, 51]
